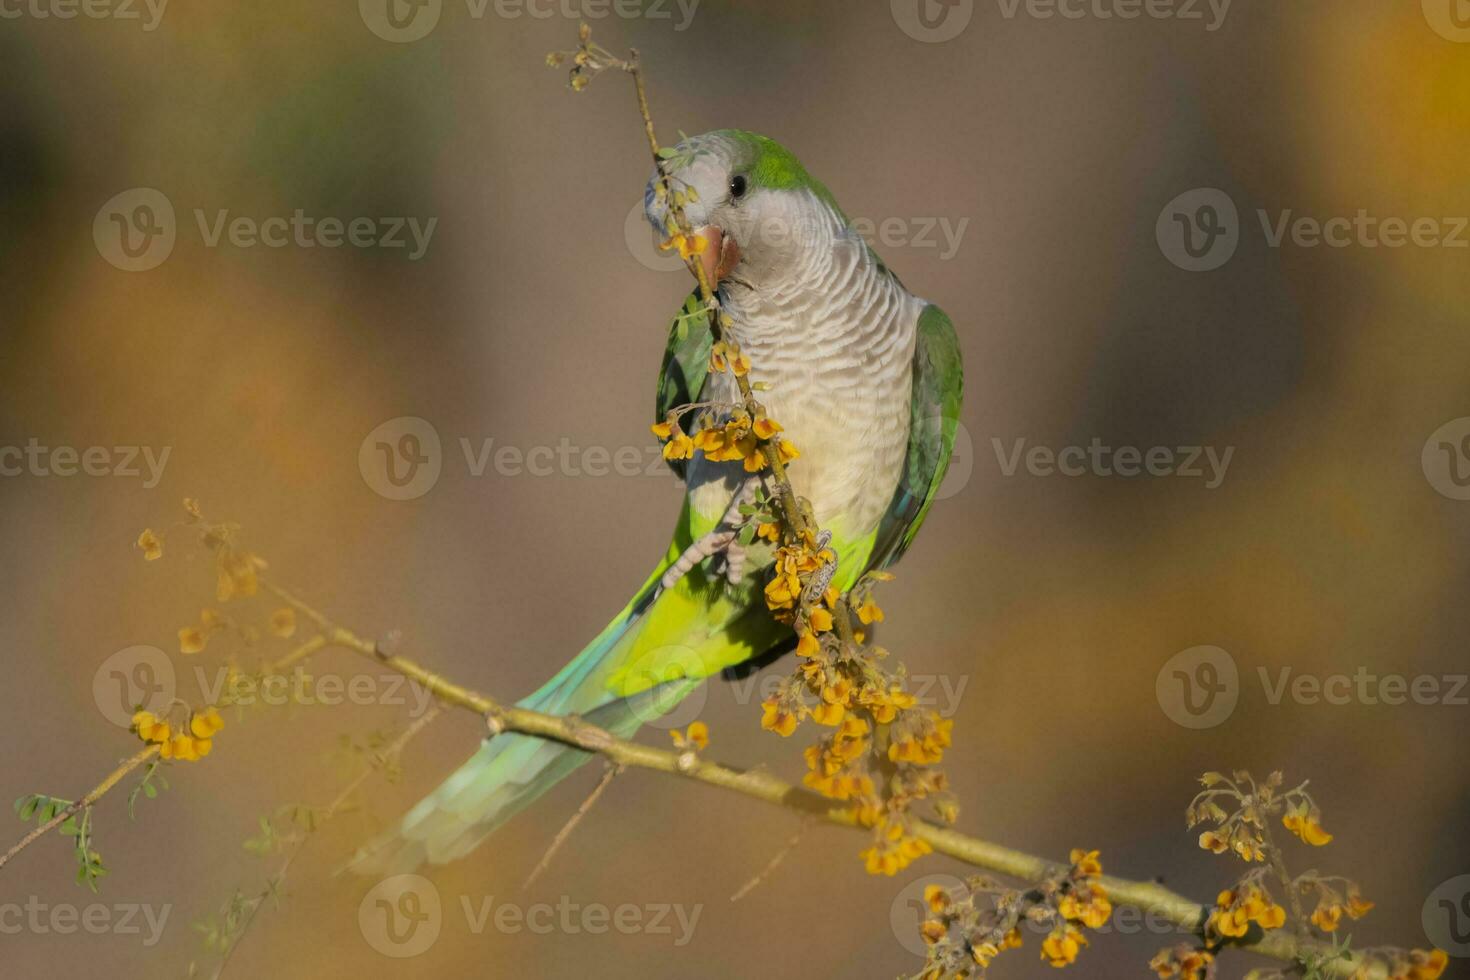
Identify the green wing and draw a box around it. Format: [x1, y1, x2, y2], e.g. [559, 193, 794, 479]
[655, 289, 714, 481]
[870, 303, 964, 570]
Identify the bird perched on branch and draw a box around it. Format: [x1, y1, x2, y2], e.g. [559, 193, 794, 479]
[353, 130, 962, 873]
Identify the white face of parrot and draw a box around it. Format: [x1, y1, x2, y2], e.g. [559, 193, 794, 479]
[643, 131, 844, 293]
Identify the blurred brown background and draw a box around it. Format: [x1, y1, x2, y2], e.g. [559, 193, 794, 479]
[3, 1, 1469, 977]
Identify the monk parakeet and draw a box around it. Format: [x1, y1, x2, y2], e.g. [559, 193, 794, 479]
[353, 130, 962, 873]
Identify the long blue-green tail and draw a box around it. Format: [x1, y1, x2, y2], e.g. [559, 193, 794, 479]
[347, 597, 692, 875]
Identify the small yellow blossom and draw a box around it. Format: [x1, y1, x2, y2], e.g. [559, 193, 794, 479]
[1040, 924, 1088, 967]
[670, 721, 709, 751]
[811, 701, 845, 726]
[1149, 946, 1214, 980]
[131, 710, 170, 744]
[178, 627, 207, 655]
[752, 417, 782, 440]
[269, 608, 297, 639]
[1282, 802, 1333, 846]
[1209, 885, 1286, 939]
[1059, 886, 1112, 929]
[1070, 848, 1104, 877]
[856, 596, 885, 625]
[190, 706, 224, 739]
[659, 231, 708, 264]
[759, 698, 798, 737]
[137, 528, 163, 561]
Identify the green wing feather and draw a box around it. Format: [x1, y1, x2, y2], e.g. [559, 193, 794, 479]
[655, 290, 714, 481]
[870, 303, 964, 569]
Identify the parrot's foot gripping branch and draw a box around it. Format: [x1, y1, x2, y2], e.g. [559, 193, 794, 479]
[658, 477, 762, 593]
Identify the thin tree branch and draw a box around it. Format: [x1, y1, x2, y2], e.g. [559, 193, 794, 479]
[523, 762, 622, 890]
[0, 745, 157, 872]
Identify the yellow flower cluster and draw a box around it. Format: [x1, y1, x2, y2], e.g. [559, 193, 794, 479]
[1040, 924, 1089, 968]
[971, 927, 1023, 969]
[889, 714, 954, 766]
[1148, 945, 1214, 980]
[1057, 850, 1112, 930]
[858, 816, 932, 876]
[1308, 883, 1373, 932]
[650, 420, 694, 461]
[1370, 949, 1449, 980]
[801, 716, 873, 798]
[131, 707, 224, 763]
[707, 340, 751, 378]
[763, 537, 833, 618]
[1207, 883, 1286, 939]
[651, 413, 797, 473]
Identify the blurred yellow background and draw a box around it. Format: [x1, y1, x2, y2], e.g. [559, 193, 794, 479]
[2, 1, 1468, 977]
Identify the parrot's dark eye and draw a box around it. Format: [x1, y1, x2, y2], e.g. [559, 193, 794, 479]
[729, 175, 748, 200]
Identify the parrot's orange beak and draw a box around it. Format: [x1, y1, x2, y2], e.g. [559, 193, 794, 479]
[693, 225, 741, 286]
